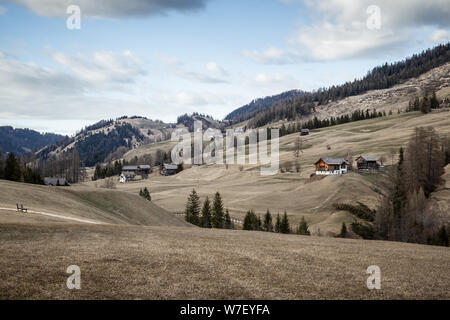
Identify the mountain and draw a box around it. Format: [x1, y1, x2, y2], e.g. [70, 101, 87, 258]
[226, 43, 450, 127]
[177, 112, 224, 131]
[0, 126, 64, 155]
[224, 90, 307, 123]
[36, 116, 181, 167]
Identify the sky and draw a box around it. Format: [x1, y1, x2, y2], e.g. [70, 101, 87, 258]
[0, 0, 449, 135]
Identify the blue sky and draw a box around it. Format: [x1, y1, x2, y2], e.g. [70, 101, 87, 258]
[0, 0, 449, 134]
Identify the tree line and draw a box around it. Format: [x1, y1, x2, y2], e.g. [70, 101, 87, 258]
[243, 209, 311, 235]
[0, 150, 43, 184]
[232, 43, 449, 126]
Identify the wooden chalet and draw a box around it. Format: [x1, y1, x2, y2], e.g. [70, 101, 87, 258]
[355, 155, 379, 172]
[314, 157, 349, 175]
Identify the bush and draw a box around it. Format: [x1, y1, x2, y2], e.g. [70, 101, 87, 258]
[333, 202, 375, 222]
[351, 221, 375, 239]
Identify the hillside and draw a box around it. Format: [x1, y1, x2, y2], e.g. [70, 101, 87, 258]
[0, 180, 190, 227]
[225, 43, 450, 127]
[36, 116, 181, 166]
[224, 89, 306, 123]
[0, 221, 448, 299]
[0, 126, 64, 155]
[113, 109, 450, 234]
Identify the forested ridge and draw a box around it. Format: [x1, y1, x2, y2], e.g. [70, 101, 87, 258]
[225, 43, 450, 127]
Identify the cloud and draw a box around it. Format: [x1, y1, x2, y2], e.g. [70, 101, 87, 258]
[431, 29, 450, 43]
[4, 0, 210, 18]
[242, 47, 303, 64]
[0, 5, 7, 15]
[161, 56, 227, 83]
[205, 62, 228, 76]
[50, 50, 146, 86]
[248, 0, 450, 62]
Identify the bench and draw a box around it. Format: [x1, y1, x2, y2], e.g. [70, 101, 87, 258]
[16, 203, 28, 213]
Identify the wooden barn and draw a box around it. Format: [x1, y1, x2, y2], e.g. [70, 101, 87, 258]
[162, 163, 178, 176]
[314, 157, 349, 175]
[355, 155, 379, 172]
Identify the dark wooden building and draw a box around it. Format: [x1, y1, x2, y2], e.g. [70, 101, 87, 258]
[355, 155, 379, 171]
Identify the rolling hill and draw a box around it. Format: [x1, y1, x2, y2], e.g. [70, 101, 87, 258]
[0, 126, 64, 156]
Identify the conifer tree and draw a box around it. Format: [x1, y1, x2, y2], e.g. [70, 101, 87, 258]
[211, 192, 224, 228]
[200, 196, 212, 228]
[4, 152, 21, 182]
[263, 209, 273, 232]
[280, 211, 290, 234]
[0, 149, 3, 179]
[437, 225, 449, 246]
[243, 209, 258, 230]
[275, 214, 281, 233]
[185, 189, 200, 226]
[224, 209, 233, 229]
[339, 222, 347, 238]
[296, 216, 310, 235]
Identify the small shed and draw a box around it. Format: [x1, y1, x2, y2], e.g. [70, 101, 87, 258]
[300, 128, 310, 136]
[355, 155, 379, 171]
[162, 163, 178, 176]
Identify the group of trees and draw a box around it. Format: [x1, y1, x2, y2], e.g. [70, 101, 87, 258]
[375, 127, 449, 246]
[243, 209, 311, 235]
[230, 43, 449, 127]
[93, 161, 123, 180]
[0, 151, 44, 184]
[185, 190, 233, 229]
[139, 187, 151, 201]
[407, 92, 441, 114]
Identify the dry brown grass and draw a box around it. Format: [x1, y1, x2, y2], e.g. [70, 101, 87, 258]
[104, 110, 450, 234]
[0, 220, 449, 299]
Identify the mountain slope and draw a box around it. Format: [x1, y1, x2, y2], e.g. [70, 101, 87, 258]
[36, 116, 180, 166]
[0, 126, 64, 155]
[227, 43, 450, 126]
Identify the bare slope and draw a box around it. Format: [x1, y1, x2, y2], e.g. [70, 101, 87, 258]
[0, 221, 449, 299]
[0, 180, 190, 227]
[112, 110, 450, 234]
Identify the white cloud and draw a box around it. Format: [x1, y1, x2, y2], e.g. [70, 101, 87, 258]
[242, 47, 304, 64]
[431, 29, 450, 44]
[50, 51, 146, 87]
[247, 0, 450, 62]
[4, 0, 210, 18]
[0, 5, 7, 15]
[161, 57, 227, 83]
[205, 62, 228, 76]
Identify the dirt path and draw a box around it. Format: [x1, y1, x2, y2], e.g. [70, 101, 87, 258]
[0, 207, 103, 225]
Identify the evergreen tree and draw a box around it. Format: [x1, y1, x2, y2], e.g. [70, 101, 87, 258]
[200, 196, 212, 228]
[263, 209, 273, 232]
[211, 192, 224, 228]
[430, 92, 440, 109]
[4, 152, 21, 182]
[243, 209, 258, 230]
[185, 189, 200, 226]
[296, 216, 310, 235]
[139, 187, 151, 201]
[339, 222, 347, 238]
[0, 149, 3, 179]
[275, 214, 281, 233]
[420, 95, 431, 114]
[280, 211, 290, 234]
[224, 209, 233, 229]
[436, 225, 449, 246]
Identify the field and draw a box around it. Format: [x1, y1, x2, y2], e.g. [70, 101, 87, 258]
[1, 220, 449, 299]
[104, 110, 450, 234]
[1, 108, 449, 300]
